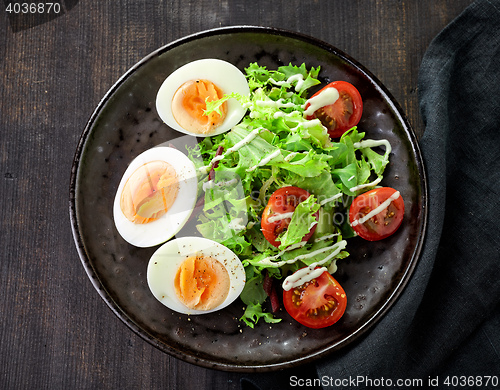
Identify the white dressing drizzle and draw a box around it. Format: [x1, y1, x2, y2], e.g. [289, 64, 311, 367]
[256, 244, 304, 266]
[303, 87, 339, 116]
[319, 193, 343, 205]
[258, 240, 346, 269]
[282, 240, 347, 290]
[256, 98, 296, 109]
[349, 176, 382, 192]
[283, 267, 328, 292]
[315, 233, 340, 241]
[268, 77, 287, 86]
[350, 190, 400, 227]
[254, 233, 341, 268]
[273, 111, 300, 119]
[227, 217, 246, 231]
[287, 74, 305, 92]
[353, 139, 392, 155]
[284, 152, 299, 162]
[202, 178, 238, 192]
[199, 127, 263, 173]
[268, 74, 305, 91]
[246, 149, 281, 172]
[300, 118, 324, 128]
[267, 212, 295, 223]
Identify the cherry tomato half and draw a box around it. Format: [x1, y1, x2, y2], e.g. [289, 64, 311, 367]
[305, 81, 363, 138]
[261, 186, 318, 248]
[283, 270, 347, 329]
[349, 187, 405, 241]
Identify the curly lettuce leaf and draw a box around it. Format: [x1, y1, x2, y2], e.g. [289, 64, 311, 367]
[277, 195, 320, 250]
[240, 302, 281, 328]
[239, 273, 281, 328]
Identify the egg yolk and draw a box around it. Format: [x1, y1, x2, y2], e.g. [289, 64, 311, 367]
[174, 254, 230, 311]
[171, 79, 227, 134]
[120, 160, 179, 224]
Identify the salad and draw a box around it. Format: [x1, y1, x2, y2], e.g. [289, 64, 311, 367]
[185, 62, 405, 329]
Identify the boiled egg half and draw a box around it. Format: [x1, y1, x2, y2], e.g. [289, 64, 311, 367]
[113, 146, 198, 248]
[147, 237, 246, 315]
[156, 58, 250, 137]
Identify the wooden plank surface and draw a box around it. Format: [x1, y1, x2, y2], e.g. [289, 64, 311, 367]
[0, 1, 474, 388]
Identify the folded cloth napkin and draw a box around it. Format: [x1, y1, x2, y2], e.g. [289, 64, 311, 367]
[242, 0, 500, 388]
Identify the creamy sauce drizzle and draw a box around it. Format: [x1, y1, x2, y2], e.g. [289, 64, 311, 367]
[258, 240, 346, 269]
[319, 193, 343, 205]
[255, 233, 340, 268]
[316, 233, 340, 241]
[273, 111, 299, 119]
[303, 87, 339, 116]
[267, 212, 295, 223]
[349, 176, 382, 192]
[246, 149, 281, 172]
[199, 127, 263, 173]
[287, 74, 305, 92]
[301, 118, 324, 128]
[353, 139, 392, 155]
[268, 74, 305, 92]
[202, 178, 238, 192]
[284, 152, 299, 162]
[268, 77, 287, 86]
[255, 98, 296, 108]
[281, 240, 347, 290]
[284, 267, 328, 291]
[227, 217, 246, 231]
[350, 190, 400, 227]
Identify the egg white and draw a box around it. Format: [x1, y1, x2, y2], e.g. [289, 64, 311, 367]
[113, 146, 198, 248]
[147, 236, 246, 315]
[156, 58, 250, 137]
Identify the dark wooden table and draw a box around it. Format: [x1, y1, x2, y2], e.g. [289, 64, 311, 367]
[1, 1, 475, 388]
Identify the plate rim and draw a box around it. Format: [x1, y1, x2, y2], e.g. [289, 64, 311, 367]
[68, 25, 428, 372]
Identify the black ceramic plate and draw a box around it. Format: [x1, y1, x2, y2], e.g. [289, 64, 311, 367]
[69, 26, 427, 372]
